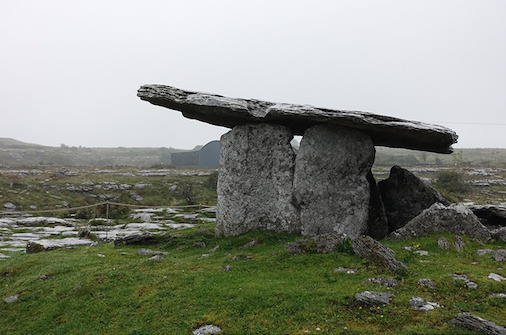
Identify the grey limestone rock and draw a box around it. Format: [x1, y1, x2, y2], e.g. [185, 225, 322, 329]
[216, 124, 298, 236]
[378, 166, 449, 233]
[453, 235, 466, 252]
[147, 255, 165, 262]
[437, 237, 450, 250]
[4, 294, 19, 303]
[491, 227, 506, 242]
[409, 297, 441, 311]
[138, 84, 458, 153]
[137, 248, 168, 256]
[451, 312, 506, 335]
[352, 235, 408, 274]
[418, 278, 437, 289]
[193, 324, 222, 335]
[294, 124, 375, 238]
[493, 249, 506, 262]
[355, 291, 393, 305]
[387, 203, 490, 241]
[362, 276, 398, 287]
[476, 249, 495, 256]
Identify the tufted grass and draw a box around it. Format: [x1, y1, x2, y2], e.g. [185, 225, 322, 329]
[1, 228, 504, 334]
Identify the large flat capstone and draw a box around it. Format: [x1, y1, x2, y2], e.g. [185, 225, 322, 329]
[138, 84, 458, 153]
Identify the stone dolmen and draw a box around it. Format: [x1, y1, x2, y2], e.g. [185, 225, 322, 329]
[138, 84, 458, 239]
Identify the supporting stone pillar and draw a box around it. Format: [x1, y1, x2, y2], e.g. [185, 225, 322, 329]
[294, 124, 375, 238]
[216, 123, 299, 236]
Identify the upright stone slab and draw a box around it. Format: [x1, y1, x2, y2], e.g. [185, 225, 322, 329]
[294, 124, 375, 237]
[216, 123, 298, 236]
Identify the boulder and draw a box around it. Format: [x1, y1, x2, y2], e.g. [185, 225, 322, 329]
[378, 166, 449, 233]
[387, 203, 490, 241]
[355, 291, 393, 305]
[437, 237, 450, 250]
[293, 124, 375, 238]
[451, 312, 506, 335]
[138, 84, 458, 153]
[215, 124, 298, 236]
[352, 235, 408, 274]
[491, 226, 506, 242]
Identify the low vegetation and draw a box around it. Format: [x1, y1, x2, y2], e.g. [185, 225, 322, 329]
[1, 230, 504, 334]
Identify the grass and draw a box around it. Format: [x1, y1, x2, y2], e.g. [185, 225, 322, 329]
[1, 230, 504, 334]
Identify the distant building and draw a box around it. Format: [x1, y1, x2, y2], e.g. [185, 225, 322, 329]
[171, 140, 220, 168]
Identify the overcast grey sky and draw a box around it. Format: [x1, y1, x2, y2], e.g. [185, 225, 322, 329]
[1, 0, 505, 149]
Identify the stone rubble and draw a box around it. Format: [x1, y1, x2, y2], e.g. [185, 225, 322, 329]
[409, 296, 441, 311]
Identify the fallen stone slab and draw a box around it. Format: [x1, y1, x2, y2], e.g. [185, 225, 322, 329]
[450, 312, 506, 335]
[138, 84, 458, 153]
[409, 296, 441, 311]
[387, 203, 490, 241]
[352, 235, 408, 274]
[355, 291, 393, 305]
[378, 166, 449, 232]
[26, 238, 96, 253]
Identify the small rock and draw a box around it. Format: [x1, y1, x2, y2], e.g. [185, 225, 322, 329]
[449, 273, 470, 282]
[114, 232, 156, 246]
[240, 240, 258, 249]
[489, 293, 506, 298]
[352, 235, 408, 274]
[193, 242, 206, 248]
[199, 254, 210, 259]
[466, 281, 478, 290]
[4, 294, 19, 303]
[414, 250, 429, 256]
[409, 296, 441, 311]
[26, 241, 50, 253]
[222, 265, 232, 272]
[209, 245, 220, 252]
[453, 236, 465, 252]
[193, 324, 222, 335]
[39, 274, 51, 280]
[418, 278, 437, 288]
[476, 249, 495, 256]
[493, 249, 506, 262]
[137, 248, 168, 256]
[74, 285, 82, 291]
[355, 291, 393, 305]
[3, 202, 17, 210]
[97, 254, 106, 258]
[78, 227, 91, 238]
[488, 273, 506, 282]
[437, 237, 450, 250]
[362, 276, 398, 287]
[148, 255, 165, 262]
[0, 253, 11, 259]
[334, 267, 358, 274]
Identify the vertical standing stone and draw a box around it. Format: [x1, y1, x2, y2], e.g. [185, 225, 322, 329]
[216, 123, 299, 236]
[294, 124, 375, 238]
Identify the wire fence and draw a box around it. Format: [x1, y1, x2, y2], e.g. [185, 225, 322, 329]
[0, 201, 214, 217]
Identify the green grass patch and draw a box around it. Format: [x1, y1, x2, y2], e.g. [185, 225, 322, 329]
[1, 231, 504, 334]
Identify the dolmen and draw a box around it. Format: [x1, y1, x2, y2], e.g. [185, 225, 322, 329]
[138, 84, 458, 239]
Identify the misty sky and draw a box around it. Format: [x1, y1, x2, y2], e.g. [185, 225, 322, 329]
[1, 0, 505, 150]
